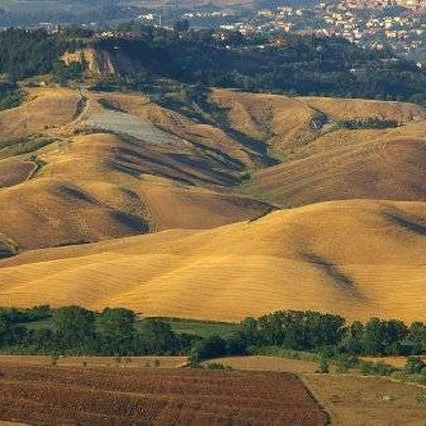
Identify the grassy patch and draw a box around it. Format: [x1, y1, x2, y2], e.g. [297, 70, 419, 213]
[143, 317, 239, 339]
[0, 137, 57, 160]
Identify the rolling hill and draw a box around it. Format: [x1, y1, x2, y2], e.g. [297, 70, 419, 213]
[0, 199, 425, 323]
[1, 86, 426, 322]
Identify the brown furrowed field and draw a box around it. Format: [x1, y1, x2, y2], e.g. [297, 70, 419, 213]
[0, 365, 327, 426]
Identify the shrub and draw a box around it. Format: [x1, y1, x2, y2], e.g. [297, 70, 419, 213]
[316, 357, 329, 374]
[207, 362, 226, 370]
[335, 354, 358, 373]
[358, 360, 395, 376]
[404, 356, 426, 375]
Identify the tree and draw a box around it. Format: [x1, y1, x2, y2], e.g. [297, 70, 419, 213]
[339, 321, 365, 354]
[383, 320, 408, 355]
[28, 328, 54, 352]
[225, 333, 248, 356]
[240, 317, 259, 345]
[53, 306, 96, 353]
[138, 320, 179, 355]
[189, 335, 227, 365]
[363, 318, 386, 355]
[0, 313, 9, 347]
[408, 322, 426, 354]
[98, 308, 136, 355]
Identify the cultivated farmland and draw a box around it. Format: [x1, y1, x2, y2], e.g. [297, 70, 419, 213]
[0, 366, 327, 425]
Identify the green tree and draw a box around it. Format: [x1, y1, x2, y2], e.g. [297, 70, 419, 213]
[98, 308, 136, 355]
[363, 318, 386, 355]
[408, 322, 426, 354]
[138, 320, 179, 355]
[189, 335, 227, 365]
[0, 313, 10, 346]
[53, 305, 96, 353]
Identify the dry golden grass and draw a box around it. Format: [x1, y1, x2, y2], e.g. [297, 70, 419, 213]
[212, 89, 426, 207]
[361, 356, 426, 368]
[0, 355, 186, 369]
[212, 89, 426, 154]
[0, 87, 80, 143]
[0, 199, 425, 322]
[204, 356, 320, 373]
[300, 96, 426, 123]
[2, 87, 426, 324]
[304, 374, 426, 426]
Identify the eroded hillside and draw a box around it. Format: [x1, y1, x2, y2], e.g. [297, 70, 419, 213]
[0, 87, 273, 252]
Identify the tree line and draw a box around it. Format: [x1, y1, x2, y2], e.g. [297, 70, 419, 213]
[2, 27, 426, 107]
[1, 306, 425, 364]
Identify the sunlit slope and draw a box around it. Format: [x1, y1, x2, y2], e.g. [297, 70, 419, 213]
[0, 132, 270, 250]
[0, 199, 425, 323]
[249, 132, 426, 207]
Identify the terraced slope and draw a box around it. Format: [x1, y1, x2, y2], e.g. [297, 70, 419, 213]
[0, 199, 425, 323]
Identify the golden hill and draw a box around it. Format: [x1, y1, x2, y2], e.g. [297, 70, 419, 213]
[2, 86, 426, 255]
[0, 199, 425, 323]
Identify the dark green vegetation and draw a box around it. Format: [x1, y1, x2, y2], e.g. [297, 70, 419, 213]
[2, 306, 426, 363]
[3, 26, 426, 106]
[336, 117, 400, 130]
[0, 28, 84, 81]
[94, 26, 426, 105]
[0, 82, 23, 111]
[2, 305, 426, 384]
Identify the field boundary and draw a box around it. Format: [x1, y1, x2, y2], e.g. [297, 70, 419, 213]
[300, 374, 340, 426]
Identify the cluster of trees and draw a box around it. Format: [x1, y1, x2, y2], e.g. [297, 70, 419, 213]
[94, 29, 426, 106]
[2, 27, 426, 106]
[191, 311, 426, 364]
[0, 28, 84, 81]
[239, 311, 426, 357]
[337, 117, 400, 130]
[0, 82, 23, 111]
[0, 306, 196, 356]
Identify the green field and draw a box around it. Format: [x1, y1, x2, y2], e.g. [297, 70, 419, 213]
[15, 316, 239, 339]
